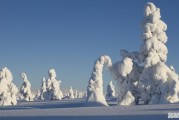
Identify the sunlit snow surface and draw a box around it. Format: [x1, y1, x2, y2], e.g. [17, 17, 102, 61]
[0, 98, 178, 120]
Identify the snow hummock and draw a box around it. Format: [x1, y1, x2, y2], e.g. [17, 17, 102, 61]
[20, 72, 34, 101]
[106, 81, 115, 98]
[86, 55, 112, 106]
[0, 67, 18, 106]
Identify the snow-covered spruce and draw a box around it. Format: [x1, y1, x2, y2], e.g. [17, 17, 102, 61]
[138, 2, 179, 104]
[110, 50, 142, 105]
[40, 77, 47, 100]
[35, 90, 41, 99]
[46, 69, 63, 100]
[74, 89, 78, 98]
[20, 72, 34, 101]
[69, 86, 74, 99]
[78, 92, 83, 98]
[139, 2, 168, 67]
[86, 55, 112, 106]
[0, 67, 18, 106]
[106, 81, 116, 98]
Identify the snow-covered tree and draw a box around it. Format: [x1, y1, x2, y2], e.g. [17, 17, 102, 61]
[78, 92, 83, 98]
[110, 50, 142, 105]
[138, 2, 179, 104]
[40, 77, 47, 100]
[35, 90, 41, 99]
[0, 67, 18, 106]
[139, 2, 168, 67]
[106, 81, 115, 98]
[20, 72, 34, 101]
[69, 86, 74, 99]
[46, 69, 63, 100]
[86, 55, 112, 106]
[86, 2, 179, 106]
[74, 89, 78, 98]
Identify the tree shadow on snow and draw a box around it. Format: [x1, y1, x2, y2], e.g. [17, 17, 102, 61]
[0, 101, 86, 110]
[0, 114, 168, 120]
[0, 98, 119, 110]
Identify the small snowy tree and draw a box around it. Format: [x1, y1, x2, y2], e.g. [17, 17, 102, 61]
[20, 72, 34, 101]
[106, 81, 116, 98]
[69, 86, 74, 99]
[138, 2, 179, 104]
[74, 89, 78, 98]
[46, 69, 63, 100]
[78, 92, 83, 98]
[0, 67, 18, 106]
[86, 55, 112, 106]
[40, 77, 47, 100]
[35, 90, 41, 99]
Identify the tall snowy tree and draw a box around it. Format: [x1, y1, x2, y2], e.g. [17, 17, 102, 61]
[20, 72, 34, 101]
[86, 55, 112, 106]
[86, 2, 179, 106]
[138, 2, 179, 104]
[0, 67, 18, 106]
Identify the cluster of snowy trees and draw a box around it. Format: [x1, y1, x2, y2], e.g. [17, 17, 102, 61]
[39, 69, 85, 101]
[62, 86, 86, 99]
[0, 67, 86, 106]
[0, 2, 178, 107]
[86, 2, 179, 106]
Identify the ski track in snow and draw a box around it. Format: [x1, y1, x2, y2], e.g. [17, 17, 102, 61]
[0, 98, 179, 120]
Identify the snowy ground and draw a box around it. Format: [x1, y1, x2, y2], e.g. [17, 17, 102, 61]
[0, 98, 178, 120]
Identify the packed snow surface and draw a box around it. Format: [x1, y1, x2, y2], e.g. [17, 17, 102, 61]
[0, 98, 178, 120]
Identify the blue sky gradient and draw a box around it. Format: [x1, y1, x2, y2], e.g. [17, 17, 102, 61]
[0, 0, 179, 91]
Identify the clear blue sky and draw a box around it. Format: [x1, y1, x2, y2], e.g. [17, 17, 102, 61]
[0, 0, 179, 91]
